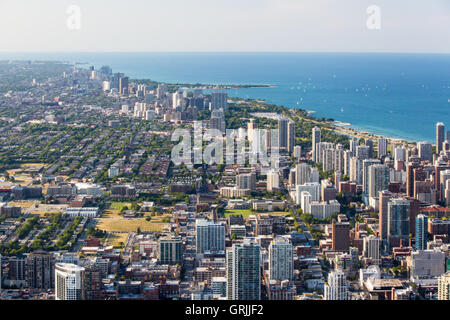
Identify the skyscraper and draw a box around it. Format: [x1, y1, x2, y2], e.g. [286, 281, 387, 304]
[324, 269, 348, 300]
[387, 198, 411, 247]
[295, 163, 311, 186]
[267, 170, 280, 192]
[226, 239, 261, 300]
[368, 164, 389, 198]
[418, 142, 433, 162]
[312, 127, 321, 162]
[83, 265, 103, 300]
[248, 119, 255, 142]
[287, 121, 295, 154]
[436, 122, 445, 155]
[158, 235, 183, 265]
[236, 172, 257, 190]
[55, 263, 85, 300]
[210, 108, 226, 133]
[195, 219, 225, 254]
[119, 76, 129, 95]
[415, 214, 428, 251]
[377, 138, 387, 159]
[26, 250, 55, 290]
[363, 236, 381, 265]
[362, 159, 381, 195]
[356, 145, 370, 160]
[350, 138, 359, 156]
[211, 91, 227, 110]
[365, 138, 374, 158]
[379, 190, 392, 245]
[332, 220, 350, 252]
[278, 118, 288, 151]
[269, 237, 294, 281]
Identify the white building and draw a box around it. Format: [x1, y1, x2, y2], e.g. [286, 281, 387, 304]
[195, 219, 225, 254]
[269, 237, 294, 281]
[267, 170, 280, 192]
[63, 207, 99, 218]
[363, 236, 381, 265]
[300, 191, 312, 214]
[324, 269, 348, 300]
[295, 182, 320, 205]
[295, 163, 311, 186]
[309, 200, 340, 219]
[55, 263, 85, 300]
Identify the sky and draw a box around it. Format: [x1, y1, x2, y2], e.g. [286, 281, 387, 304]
[0, 0, 449, 53]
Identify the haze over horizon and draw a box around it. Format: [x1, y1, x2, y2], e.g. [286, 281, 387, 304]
[1, 0, 449, 53]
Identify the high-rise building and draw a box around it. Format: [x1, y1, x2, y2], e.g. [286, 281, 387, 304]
[119, 76, 129, 95]
[83, 265, 103, 300]
[350, 138, 359, 156]
[312, 127, 321, 162]
[436, 122, 445, 155]
[267, 170, 280, 192]
[394, 146, 406, 168]
[379, 190, 392, 244]
[112, 72, 123, 91]
[406, 162, 421, 198]
[439, 169, 450, 203]
[248, 119, 255, 143]
[26, 250, 55, 289]
[300, 191, 312, 214]
[387, 198, 411, 247]
[343, 150, 352, 176]
[158, 236, 183, 265]
[269, 237, 294, 281]
[362, 159, 381, 194]
[55, 263, 85, 300]
[363, 236, 381, 265]
[415, 214, 428, 251]
[236, 172, 256, 190]
[356, 146, 370, 160]
[195, 219, 225, 254]
[418, 142, 433, 162]
[210, 108, 226, 133]
[365, 139, 374, 158]
[350, 157, 362, 185]
[278, 118, 288, 151]
[368, 164, 389, 198]
[332, 220, 350, 252]
[295, 163, 311, 186]
[211, 91, 227, 110]
[324, 269, 348, 300]
[377, 138, 387, 158]
[294, 146, 302, 158]
[438, 272, 450, 300]
[287, 121, 295, 154]
[295, 182, 320, 205]
[226, 239, 261, 300]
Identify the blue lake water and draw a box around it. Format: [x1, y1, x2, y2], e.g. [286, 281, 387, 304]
[2, 52, 450, 142]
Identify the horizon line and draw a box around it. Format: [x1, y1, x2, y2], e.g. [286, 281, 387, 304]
[1, 51, 450, 55]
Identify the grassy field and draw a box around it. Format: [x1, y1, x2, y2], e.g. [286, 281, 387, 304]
[224, 209, 289, 218]
[31, 211, 61, 217]
[102, 202, 132, 219]
[8, 201, 36, 209]
[97, 214, 171, 233]
[109, 202, 131, 211]
[107, 233, 129, 248]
